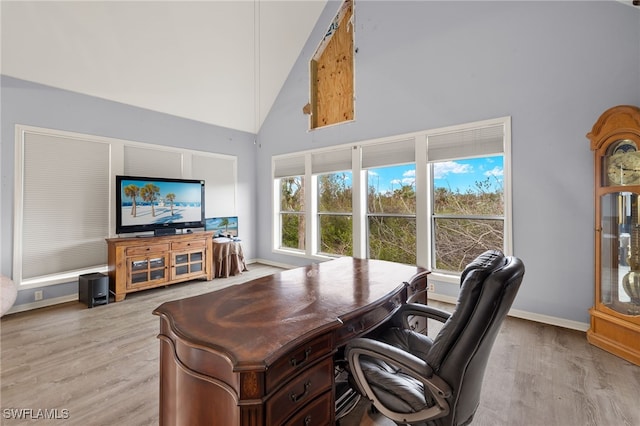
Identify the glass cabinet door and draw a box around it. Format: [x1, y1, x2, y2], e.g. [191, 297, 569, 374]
[600, 192, 640, 315]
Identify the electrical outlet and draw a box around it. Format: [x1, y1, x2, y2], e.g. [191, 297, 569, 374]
[427, 283, 435, 292]
[34, 290, 43, 301]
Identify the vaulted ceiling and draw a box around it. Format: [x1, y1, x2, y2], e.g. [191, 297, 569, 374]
[1, 1, 328, 134]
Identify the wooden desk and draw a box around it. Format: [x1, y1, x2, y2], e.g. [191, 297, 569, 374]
[153, 257, 428, 426]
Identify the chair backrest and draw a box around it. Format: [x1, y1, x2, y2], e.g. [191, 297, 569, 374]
[426, 250, 525, 425]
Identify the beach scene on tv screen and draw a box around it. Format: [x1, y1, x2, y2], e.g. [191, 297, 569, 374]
[121, 179, 202, 226]
[206, 217, 238, 237]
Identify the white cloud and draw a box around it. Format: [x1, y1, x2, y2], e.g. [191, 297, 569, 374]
[403, 169, 416, 178]
[484, 166, 503, 177]
[433, 161, 472, 179]
[402, 177, 416, 186]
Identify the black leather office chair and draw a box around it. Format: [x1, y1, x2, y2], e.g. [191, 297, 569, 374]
[345, 250, 525, 426]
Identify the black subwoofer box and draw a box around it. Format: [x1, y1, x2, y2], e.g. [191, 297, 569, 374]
[78, 273, 109, 308]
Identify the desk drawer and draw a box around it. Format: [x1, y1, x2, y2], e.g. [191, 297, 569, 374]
[171, 239, 206, 251]
[283, 390, 332, 426]
[266, 357, 333, 426]
[126, 244, 169, 256]
[266, 333, 332, 393]
[335, 293, 403, 347]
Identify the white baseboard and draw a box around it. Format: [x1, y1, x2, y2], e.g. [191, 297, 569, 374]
[253, 258, 298, 270]
[6, 294, 79, 315]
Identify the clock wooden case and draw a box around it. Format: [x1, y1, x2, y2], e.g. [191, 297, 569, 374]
[587, 104, 640, 366]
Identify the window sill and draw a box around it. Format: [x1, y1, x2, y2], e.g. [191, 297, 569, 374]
[272, 248, 343, 263]
[18, 266, 108, 289]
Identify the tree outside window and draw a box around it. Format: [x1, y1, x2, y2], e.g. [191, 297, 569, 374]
[318, 172, 352, 256]
[367, 164, 416, 265]
[280, 176, 305, 250]
[432, 155, 504, 272]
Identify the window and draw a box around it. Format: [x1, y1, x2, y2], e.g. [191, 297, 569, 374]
[317, 172, 353, 256]
[279, 176, 306, 251]
[274, 155, 307, 252]
[431, 156, 504, 272]
[271, 117, 511, 276]
[18, 131, 110, 281]
[367, 164, 416, 264]
[427, 122, 508, 274]
[306, 0, 354, 129]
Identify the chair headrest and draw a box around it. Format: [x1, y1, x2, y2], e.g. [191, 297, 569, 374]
[458, 249, 506, 287]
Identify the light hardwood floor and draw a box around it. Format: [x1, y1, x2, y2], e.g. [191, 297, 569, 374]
[1, 263, 639, 426]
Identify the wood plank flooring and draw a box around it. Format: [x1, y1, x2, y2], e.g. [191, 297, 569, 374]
[1, 263, 639, 426]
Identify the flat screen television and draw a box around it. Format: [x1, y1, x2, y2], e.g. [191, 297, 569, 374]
[205, 216, 239, 238]
[116, 175, 205, 236]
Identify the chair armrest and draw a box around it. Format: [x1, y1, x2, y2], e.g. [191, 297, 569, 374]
[347, 337, 435, 378]
[346, 337, 452, 424]
[392, 303, 451, 329]
[346, 338, 451, 398]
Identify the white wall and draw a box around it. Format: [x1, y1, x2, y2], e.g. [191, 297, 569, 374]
[255, 0, 640, 324]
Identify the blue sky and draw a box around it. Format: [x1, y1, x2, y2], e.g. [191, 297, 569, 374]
[121, 179, 202, 202]
[368, 155, 504, 194]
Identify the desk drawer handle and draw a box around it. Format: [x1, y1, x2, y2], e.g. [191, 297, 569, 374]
[289, 381, 311, 403]
[304, 415, 312, 425]
[290, 347, 311, 367]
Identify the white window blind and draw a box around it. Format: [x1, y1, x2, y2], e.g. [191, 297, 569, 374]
[21, 132, 110, 279]
[274, 155, 305, 178]
[124, 146, 183, 177]
[312, 148, 352, 174]
[192, 154, 237, 218]
[427, 124, 504, 161]
[361, 139, 415, 169]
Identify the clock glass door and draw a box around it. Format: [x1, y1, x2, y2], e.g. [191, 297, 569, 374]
[600, 191, 640, 315]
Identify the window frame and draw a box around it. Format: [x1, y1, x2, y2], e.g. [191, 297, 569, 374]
[423, 118, 512, 281]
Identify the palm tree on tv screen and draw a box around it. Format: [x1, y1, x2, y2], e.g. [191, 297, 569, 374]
[220, 217, 230, 234]
[124, 184, 140, 217]
[165, 193, 176, 215]
[140, 184, 160, 217]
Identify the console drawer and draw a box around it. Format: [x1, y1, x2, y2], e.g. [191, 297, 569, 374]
[265, 357, 333, 426]
[171, 239, 206, 251]
[266, 333, 332, 393]
[283, 390, 332, 426]
[125, 244, 169, 256]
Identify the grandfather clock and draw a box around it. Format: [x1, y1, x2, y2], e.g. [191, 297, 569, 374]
[587, 105, 640, 366]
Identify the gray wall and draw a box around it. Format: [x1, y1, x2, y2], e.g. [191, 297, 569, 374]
[255, 1, 640, 324]
[0, 76, 258, 308]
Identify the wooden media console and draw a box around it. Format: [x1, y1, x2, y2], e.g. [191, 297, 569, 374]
[106, 232, 214, 302]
